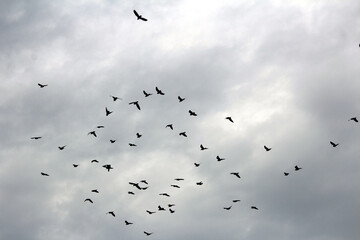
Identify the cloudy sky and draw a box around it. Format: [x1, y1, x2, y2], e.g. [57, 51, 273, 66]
[1, 0, 360, 239]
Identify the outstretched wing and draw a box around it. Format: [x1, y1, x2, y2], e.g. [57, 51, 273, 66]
[133, 10, 140, 18]
[140, 16, 147, 21]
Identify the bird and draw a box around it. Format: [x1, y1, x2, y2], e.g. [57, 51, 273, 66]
[284, 172, 289, 176]
[73, 164, 79, 168]
[125, 220, 133, 225]
[102, 164, 113, 172]
[110, 95, 122, 101]
[294, 165, 302, 171]
[194, 163, 200, 167]
[189, 110, 197, 116]
[174, 178, 184, 181]
[143, 90, 152, 97]
[224, 206, 232, 210]
[216, 156, 225, 162]
[200, 144, 208, 150]
[166, 124, 173, 130]
[169, 209, 175, 213]
[140, 180, 148, 184]
[349, 117, 358, 122]
[158, 205, 166, 211]
[128, 191, 135, 195]
[232, 199, 241, 203]
[91, 189, 99, 193]
[159, 193, 170, 197]
[178, 96, 185, 102]
[251, 206, 259, 210]
[179, 132, 187, 137]
[91, 159, 99, 163]
[155, 87, 164, 95]
[41, 172, 49, 176]
[110, 139, 116, 143]
[129, 143, 137, 147]
[88, 131, 97, 137]
[97, 125, 104, 128]
[31, 136, 42, 140]
[230, 172, 241, 178]
[140, 187, 148, 190]
[171, 184, 180, 188]
[196, 181, 203, 185]
[38, 83, 48, 88]
[264, 145, 272, 151]
[225, 117, 234, 123]
[105, 107, 113, 116]
[133, 10, 147, 21]
[144, 232, 153, 236]
[129, 182, 141, 190]
[84, 198, 93, 203]
[330, 141, 339, 147]
[136, 133, 142, 138]
[168, 204, 175, 207]
[107, 211, 115, 217]
[129, 101, 141, 110]
[146, 210, 155, 214]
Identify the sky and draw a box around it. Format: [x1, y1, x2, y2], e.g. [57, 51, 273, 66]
[1, 0, 360, 239]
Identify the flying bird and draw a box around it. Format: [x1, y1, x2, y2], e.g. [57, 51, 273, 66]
[194, 163, 200, 167]
[103, 164, 113, 172]
[294, 165, 302, 171]
[31, 136, 42, 140]
[107, 211, 115, 217]
[251, 206, 259, 210]
[73, 164, 79, 168]
[129, 143, 137, 147]
[174, 178, 184, 181]
[155, 87, 164, 95]
[38, 83, 48, 88]
[128, 191, 135, 195]
[200, 144, 208, 150]
[179, 132, 187, 137]
[171, 184, 180, 188]
[110, 95, 122, 101]
[133, 10, 147, 21]
[91, 189, 99, 193]
[125, 220, 133, 225]
[129, 101, 141, 110]
[146, 210, 155, 214]
[232, 199, 241, 203]
[41, 172, 49, 176]
[84, 198, 93, 203]
[97, 125, 104, 128]
[230, 172, 241, 178]
[216, 156, 225, 162]
[91, 159, 99, 163]
[166, 124, 173, 130]
[88, 131, 97, 137]
[158, 205, 166, 211]
[105, 107, 113, 116]
[110, 139, 116, 143]
[136, 133, 142, 138]
[178, 96, 185, 102]
[225, 117, 234, 123]
[196, 181, 203, 185]
[349, 117, 358, 122]
[189, 110, 197, 116]
[159, 193, 170, 197]
[264, 145, 272, 151]
[169, 209, 175, 213]
[140, 186, 148, 190]
[140, 180, 148, 184]
[143, 90, 152, 97]
[168, 204, 175, 208]
[144, 232, 153, 236]
[284, 172, 289, 176]
[330, 141, 339, 147]
[224, 206, 232, 210]
[129, 182, 141, 190]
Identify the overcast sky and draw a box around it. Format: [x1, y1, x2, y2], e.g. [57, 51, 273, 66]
[1, 0, 360, 239]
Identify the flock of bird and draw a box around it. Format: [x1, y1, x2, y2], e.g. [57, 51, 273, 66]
[32, 10, 360, 238]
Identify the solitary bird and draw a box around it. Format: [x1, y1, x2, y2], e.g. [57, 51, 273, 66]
[140, 180, 148, 184]
[146, 210, 155, 214]
[216, 156, 225, 162]
[284, 172, 289, 176]
[349, 117, 358, 122]
[129, 101, 141, 110]
[136, 133, 142, 138]
[232, 199, 241, 203]
[144, 232, 153, 236]
[196, 181, 203, 185]
[251, 206, 259, 210]
[128, 191, 135, 195]
[110, 139, 116, 143]
[107, 211, 115, 217]
[294, 165, 302, 171]
[88, 131, 97, 137]
[73, 164, 79, 168]
[143, 90, 152, 97]
[103, 164, 113, 172]
[169, 209, 175, 213]
[168, 204, 175, 207]
[189, 110, 197, 116]
[158, 205, 166, 211]
[91, 159, 99, 163]
[129, 182, 141, 190]
[330, 141, 339, 147]
[200, 144, 208, 150]
[174, 178, 184, 181]
[110, 95, 122, 101]
[41, 172, 49, 176]
[225, 117, 234, 123]
[129, 143, 137, 147]
[125, 220, 133, 225]
[166, 124, 173, 130]
[224, 206, 232, 210]
[155, 87, 164, 95]
[105, 107, 113, 116]
[84, 198, 93, 203]
[159, 193, 170, 197]
[38, 83, 48, 88]
[264, 145, 272, 151]
[133, 10, 147, 21]
[194, 163, 200, 167]
[178, 96, 185, 102]
[230, 172, 241, 178]
[179, 132, 187, 137]
[97, 125, 104, 128]
[31, 136, 42, 140]
[91, 189, 99, 193]
[171, 184, 180, 188]
[140, 186, 148, 190]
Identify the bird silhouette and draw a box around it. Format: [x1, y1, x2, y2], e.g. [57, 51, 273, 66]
[140, 187, 148, 190]
[144, 231, 153, 236]
[284, 172, 289, 176]
[143, 90, 152, 97]
[84, 198, 93, 203]
[230, 172, 241, 178]
[174, 178, 184, 181]
[251, 206, 259, 210]
[155, 87, 164, 95]
[129, 101, 141, 110]
[91, 189, 99, 193]
[171, 184, 180, 188]
[58, 145, 66, 150]
[200, 144, 208, 150]
[31, 136, 42, 140]
[125, 220, 133, 225]
[194, 163, 200, 167]
[107, 211, 115, 217]
[103, 164, 113, 172]
[110, 95, 122, 101]
[196, 181, 203, 185]
[178, 96, 185, 102]
[330, 141, 339, 147]
[158, 205, 166, 211]
[216, 156, 225, 162]
[225, 117, 234, 123]
[88, 131, 97, 137]
[159, 193, 170, 197]
[136, 133, 142, 138]
[128, 191, 135, 195]
[189, 110, 197, 116]
[349, 117, 358, 122]
[129, 182, 141, 190]
[105, 107, 113, 116]
[294, 165, 302, 171]
[140, 180, 148, 184]
[38, 83, 48, 88]
[224, 206, 232, 210]
[91, 159, 99, 163]
[179, 132, 187, 137]
[110, 139, 116, 143]
[168, 204, 175, 207]
[169, 209, 175, 213]
[166, 124, 173, 130]
[133, 10, 147, 21]
[41, 172, 49, 176]
[264, 145, 272, 151]
[73, 164, 79, 168]
[146, 210, 155, 214]
[232, 199, 241, 203]
[97, 125, 104, 128]
[129, 143, 137, 147]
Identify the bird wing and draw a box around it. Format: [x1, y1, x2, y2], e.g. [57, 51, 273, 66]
[140, 17, 147, 21]
[133, 10, 140, 17]
[135, 102, 141, 110]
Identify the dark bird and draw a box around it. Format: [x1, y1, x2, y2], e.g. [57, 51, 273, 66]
[196, 181, 203, 185]
[140, 180, 148, 184]
[169, 209, 175, 213]
[159, 193, 170, 197]
[128, 191, 135, 195]
[158, 205, 166, 211]
[102, 164, 113, 172]
[129, 182, 141, 190]
[91, 159, 99, 163]
[125, 220, 133, 225]
[189, 110, 197, 116]
[174, 178, 184, 181]
[216, 156, 225, 162]
[146, 210, 155, 214]
[58, 145, 66, 150]
[133, 10, 148, 21]
[330, 141, 339, 147]
[264, 145, 272, 151]
[110, 139, 116, 143]
[284, 172, 289, 176]
[129, 101, 141, 110]
[144, 232, 153, 236]
[136, 133, 142, 138]
[232, 199, 241, 203]
[179, 132, 187, 137]
[178, 96, 185, 102]
[91, 189, 99, 193]
[155, 87, 164, 95]
[224, 206, 232, 210]
[97, 125, 104, 128]
[294, 165, 302, 171]
[143, 90, 152, 97]
[105, 107, 113, 116]
[225, 117, 234, 123]
[349, 117, 358, 122]
[110, 95, 122, 101]
[38, 83, 48, 88]
[166, 124, 173, 130]
[88, 131, 97, 137]
[168, 204, 175, 208]
[129, 143, 137, 147]
[73, 164, 79, 168]
[31, 136, 42, 140]
[194, 163, 200, 167]
[171, 184, 180, 188]
[251, 206, 258, 210]
[41, 172, 49, 176]
[84, 198, 93, 203]
[107, 211, 115, 217]
[140, 187, 148, 190]
[200, 144, 208, 150]
[230, 172, 241, 178]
